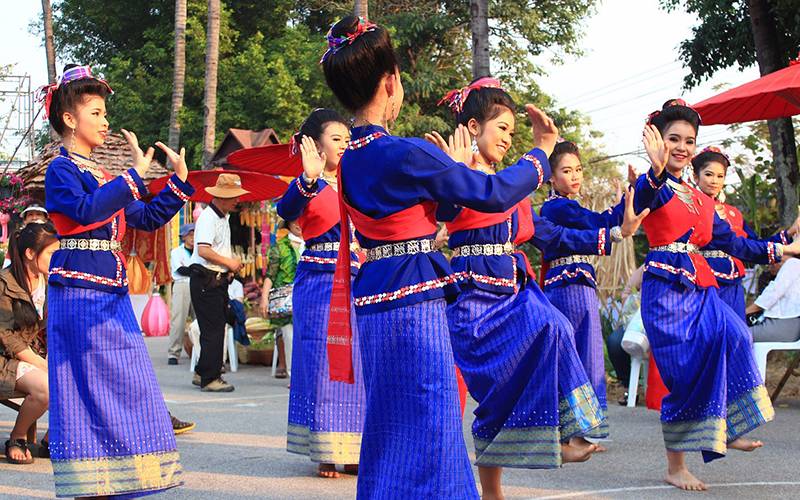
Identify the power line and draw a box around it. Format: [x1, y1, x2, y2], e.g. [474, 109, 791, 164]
[557, 61, 680, 107]
[560, 63, 684, 109]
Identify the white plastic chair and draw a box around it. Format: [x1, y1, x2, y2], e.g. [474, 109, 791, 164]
[621, 308, 649, 407]
[753, 337, 800, 381]
[189, 320, 238, 373]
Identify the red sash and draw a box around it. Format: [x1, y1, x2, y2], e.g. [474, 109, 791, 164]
[446, 199, 537, 280]
[297, 185, 341, 241]
[720, 203, 747, 277]
[327, 162, 439, 383]
[50, 168, 127, 240]
[642, 183, 716, 288]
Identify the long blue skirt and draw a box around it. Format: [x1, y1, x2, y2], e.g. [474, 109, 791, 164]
[718, 281, 746, 321]
[447, 286, 605, 469]
[356, 299, 478, 499]
[47, 285, 181, 498]
[641, 275, 774, 462]
[545, 283, 608, 438]
[286, 269, 365, 465]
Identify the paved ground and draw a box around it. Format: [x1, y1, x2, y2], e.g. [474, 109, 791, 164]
[1, 336, 799, 499]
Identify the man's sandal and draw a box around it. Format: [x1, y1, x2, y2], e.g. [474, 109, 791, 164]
[5, 439, 34, 464]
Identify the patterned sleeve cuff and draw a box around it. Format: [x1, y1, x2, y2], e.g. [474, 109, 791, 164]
[597, 228, 608, 255]
[646, 168, 664, 190]
[166, 174, 194, 202]
[768, 242, 781, 264]
[121, 169, 146, 201]
[520, 148, 552, 189]
[295, 176, 319, 199]
[779, 230, 789, 245]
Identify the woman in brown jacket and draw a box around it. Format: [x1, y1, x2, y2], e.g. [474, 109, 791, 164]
[1, 222, 58, 464]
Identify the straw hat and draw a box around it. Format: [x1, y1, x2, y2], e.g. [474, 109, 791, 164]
[205, 173, 250, 199]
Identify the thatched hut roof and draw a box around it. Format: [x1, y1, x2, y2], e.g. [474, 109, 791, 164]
[18, 132, 169, 193]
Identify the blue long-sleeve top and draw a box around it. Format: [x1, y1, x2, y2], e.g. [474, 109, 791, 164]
[634, 168, 781, 290]
[448, 207, 612, 294]
[45, 147, 194, 293]
[276, 178, 358, 275]
[700, 202, 790, 284]
[341, 124, 550, 312]
[539, 191, 624, 289]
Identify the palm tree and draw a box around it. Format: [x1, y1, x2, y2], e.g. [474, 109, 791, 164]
[202, 0, 221, 168]
[354, 0, 368, 19]
[41, 0, 57, 139]
[470, 0, 490, 79]
[167, 0, 187, 167]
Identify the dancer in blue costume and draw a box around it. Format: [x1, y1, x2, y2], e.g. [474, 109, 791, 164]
[321, 16, 558, 499]
[431, 78, 651, 499]
[41, 65, 194, 497]
[690, 146, 799, 319]
[540, 141, 632, 447]
[278, 109, 365, 478]
[635, 99, 800, 491]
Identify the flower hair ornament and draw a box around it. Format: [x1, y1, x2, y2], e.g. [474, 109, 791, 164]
[645, 98, 702, 126]
[438, 77, 504, 115]
[36, 65, 114, 118]
[695, 145, 731, 167]
[319, 17, 377, 64]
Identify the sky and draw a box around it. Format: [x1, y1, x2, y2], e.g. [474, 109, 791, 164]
[1, 0, 761, 172]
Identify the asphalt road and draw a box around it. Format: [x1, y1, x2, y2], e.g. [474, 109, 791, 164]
[1, 336, 798, 499]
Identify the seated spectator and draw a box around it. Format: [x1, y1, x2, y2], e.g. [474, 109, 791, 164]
[747, 257, 800, 343]
[0, 223, 58, 464]
[20, 205, 49, 226]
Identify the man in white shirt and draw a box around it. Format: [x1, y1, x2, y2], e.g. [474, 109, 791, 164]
[167, 223, 195, 365]
[747, 257, 800, 343]
[189, 174, 247, 392]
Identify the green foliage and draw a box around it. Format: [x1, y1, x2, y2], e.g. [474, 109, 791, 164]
[48, 0, 618, 174]
[721, 119, 800, 236]
[660, 0, 800, 88]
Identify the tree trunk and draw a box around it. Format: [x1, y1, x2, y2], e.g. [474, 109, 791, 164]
[168, 0, 187, 167]
[470, 0, 490, 80]
[41, 0, 58, 140]
[354, 0, 368, 19]
[202, 0, 221, 168]
[748, 0, 799, 226]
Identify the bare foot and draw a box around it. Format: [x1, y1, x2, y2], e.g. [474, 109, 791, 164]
[343, 464, 359, 475]
[665, 467, 707, 491]
[561, 442, 597, 463]
[6, 441, 31, 462]
[571, 436, 607, 453]
[729, 437, 763, 452]
[318, 463, 340, 478]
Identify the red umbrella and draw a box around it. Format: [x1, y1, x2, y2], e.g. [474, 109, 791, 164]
[693, 56, 800, 125]
[226, 143, 302, 177]
[149, 170, 288, 203]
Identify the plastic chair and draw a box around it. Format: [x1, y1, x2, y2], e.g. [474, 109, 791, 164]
[752, 337, 800, 381]
[189, 321, 238, 373]
[621, 308, 649, 407]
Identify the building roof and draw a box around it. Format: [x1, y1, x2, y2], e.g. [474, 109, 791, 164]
[17, 132, 169, 192]
[209, 128, 280, 168]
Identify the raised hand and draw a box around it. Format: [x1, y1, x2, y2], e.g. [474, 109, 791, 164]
[121, 129, 154, 179]
[787, 215, 800, 238]
[620, 185, 650, 237]
[424, 131, 450, 154]
[299, 135, 325, 181]
[526, 104, 559, 157]
[155, 142, 188, 182]
[627, 164, 639, 185]
[642, 124, 669, 178]
[445, 124, 472, 165]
